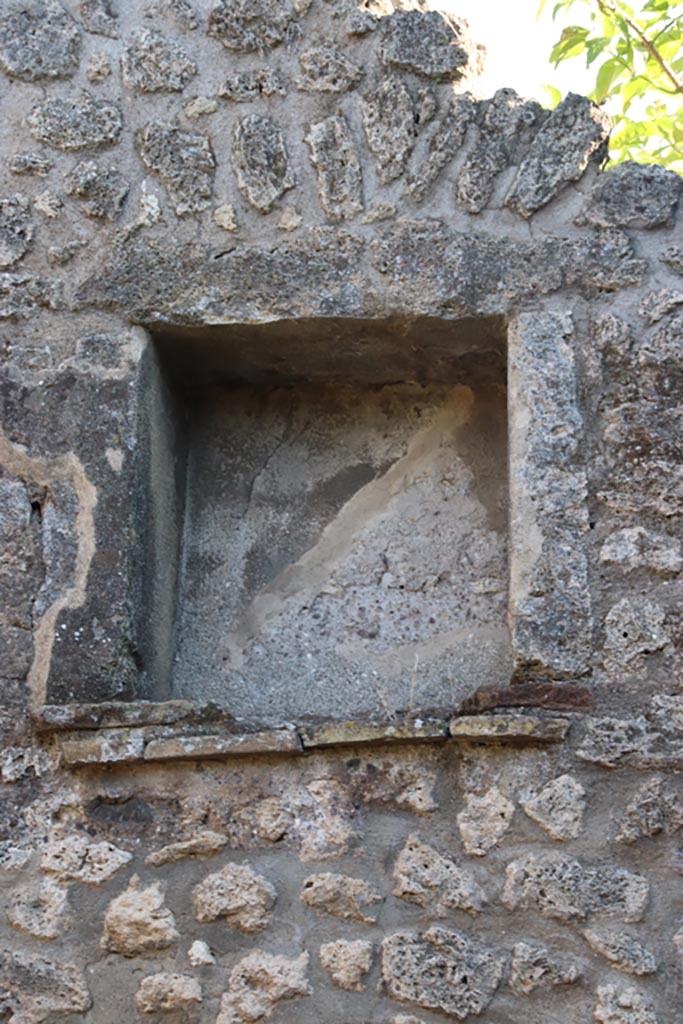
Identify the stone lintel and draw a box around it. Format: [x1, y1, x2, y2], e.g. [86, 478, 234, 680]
[298, 717, 448, 749]
[143, 729, 302, 761]
[34, 699, 234, 732]
[449, 714, 571, 744]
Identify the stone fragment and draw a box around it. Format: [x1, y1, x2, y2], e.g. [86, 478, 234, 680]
[380, 9, 480, 81]
[306, 115, 363, 221]
[519, 774, 586, 841]
[382, 927, 505, 1020]
[580, 162, 681, 228]
[361, 76, 416, 184]
[145, 728, 299, 760]
[639, 288, 683, 323]
[192, 862, 276, 934]
[60, 728, 145, 765]
[616, 777, 683, 843]
[80, 0, 118, 38]
[232, 115, 295, 214]
[65, 160, 129, 220]
[9, 153, 53, 176]
[449, 714, 570, 743]
[299, 778, 356, 861]
[135, 973, 202, 1014]
[577, 717, 660, 770]
[7, 876, 70, 939]
[102, 876, 179, 955]
[277, 206, 301, 231]
[216, 951, 311, 1024]
[0, 195, 33, 268]
[219, 68, 286, 101]
[408, 96, 474, 201]
[188, 939, 216, 966]
[87, 52, 111, 81]
[42, 833, 132, 883]
[0, 0, 80, 81]
[0, 949, 91, 1022]
[208, 0, 304, 52]
[185, 95, 218, 118]
[34, 189, 63, 219]
[583, 928, 657, 975]
[27, 94, 123, 151]
[297, 44, 362, 92]
[393, 834, 484, 915]
[509, 940, 582, 995]
[393, 1018, 427, 1024]
[214, 204, 238, 231]
[603, 598, 670, 677]
[122, 30, 197, 93]
[456, 786, 514, 856]
[594, 984, 658, 1024]
[502, 852, 649, 923]
[461, 681, 594, 714]
[507, 93, 610, 216]
[0, 746, 51, 783]
[138, 122, 215, 216]
[319, 939, 373, 991]
[146, 829, 228, 865]
[362, 201, 397, 223]
[0, 271, 63, 319]
[300, 871, 381, 924]
[600, 527, 682, 575]
[662, 246, 683, 276]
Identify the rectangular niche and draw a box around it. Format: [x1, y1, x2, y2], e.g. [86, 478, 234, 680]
[135, 316, 511, 726]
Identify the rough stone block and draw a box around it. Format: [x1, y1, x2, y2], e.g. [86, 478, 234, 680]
[380, 10, 481, 81]
[232, 115, 295, 213]
[392, 833, 485, 915]
[449, 714, 570, 744]
[580, 162, 681, 229]
[137, 121, 215, 216]
[305, 115, 363, 221]
[0, 0, 81, 81]
[27, 93, 123, 151]
[192, 862, 276, 934]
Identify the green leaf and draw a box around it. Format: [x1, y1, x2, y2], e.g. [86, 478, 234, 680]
[595, 57, 626, 101]
[542, 83, 564, 107]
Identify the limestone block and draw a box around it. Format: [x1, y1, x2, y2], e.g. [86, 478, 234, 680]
[616, 777, 683, 843]
[583, 928, 657, 975]
[101, 876, 179, 955]
[380, 10, 480, 81]
[80, 0, 118, 38]
[580, 162, 681, 229]
[216, 951, 311, 1024]
[208, 0, 305, 52]
[9, 153, 53, 176]
[300, 871, 381, 924]
[219, 69, 286, 102]
[188, 939, 216, 966]
[87, 52, 111, 81]
[137, 121, 215, 216]
[392, 834, 484, 915]
[361, 76, 416, 184]
[7, 876, 70, 939]
[594, 984, 659, 1024]
[305, 115, 363, 221]
[509, 940, 582, 995]
[456, 786, 514, 855]
[0, 270, 63, 320]
[65, 161, 130, 221]
[603, 598, 670, 677]
[297, 44, 362, 92]
[503, 852, 649, 923]
[639, 288, 683, 324]
[0, 949, 91, 1022]
[41, 833, 132, 883]
[381, 927, 505, 1020]
[232, 115, 295, 214]
[600, 527, 682, 575]
[134, 973, 202, 1014]
[319, 939, 373, 991]
[0, 195, 33, 268]
[519, 774, 586, 841]
[407, 97, 474, 201]
[122, 30, 197, 93]
[146, 829, 228, 865]
[26, 94, 123, 151]
[0, 0, 80, 81]
[192, 862, 276, 934]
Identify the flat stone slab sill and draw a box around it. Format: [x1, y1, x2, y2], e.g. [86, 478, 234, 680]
[39, 705, 573, 767]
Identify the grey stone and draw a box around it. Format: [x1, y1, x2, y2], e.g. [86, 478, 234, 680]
[219, 68, 287, 101]
[603, 597, 670, 677]
[0, 0, 81, 81]
[65, 160, 130, 220]
[583, 927, 657, 975]
[580, 162, 681, 228]
[380, 9, 481, 81]
[135, 973, 202, 1014]
[163, 0, 199, 31]
[361, 76, 416, 184]
[662, 245, 683, 275]
[594, 984, 659, 1024]
[8, 153, 53, 176]
[137, 121, 215, 215]
[407, 96, 474, 201]
[0, 271, 64, 319]
[305, 115, 363, 221]
[122, 30, 197, 93]
[616, 777, 683, 842]
[510, 941, 582, 995]
[232, 115, 295, 213]
[519, 774, 586, 841]
[392, 834, 485, 915]
[639, 288, 683, 323]
[7, 876, 70, 939]
[381, 927, 505, 1020]
[0, 949, 91, 1021]
[507, 93, 610, 216]
[297, 44, 362, 92]
[0, 195, 33, 268]
[216, 951, 311, 1024]
[600, 526, 682, 574]
[503, 852, 649, 922]
[301, 872, 381, 924]
[192, 862, 276, 934]
[80, 0, 118, 38]
[456, 786, 514, 855]
[26, 93, 123, 151]
[208, 0, 305, 52]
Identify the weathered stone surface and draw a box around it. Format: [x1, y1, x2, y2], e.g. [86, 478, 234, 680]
[146, 829, 228, 865]
[185, 95, 218, 119]
[0, 0, 80, 81]
[0, 195, 33, 268]
[41, 834, 132, 883]
[299, 717, 446, 749]
[319, 939, 373, 991]
[144, 728, 300, 760]
[0, 270, 63, 319]
[600, 527, 682, 575]
[594, 984, 659, 1024]
[381, 927, 505, 1020]
[639, 287, 683, 323]
[87, 51, 111, 81]
[7, 876, 70, 939]
[509, 940, 582, 995]
[297, 44, 362, 92]
[135, 973, 202, 1014]
[361, 76, 416, 184]
[603, 598, 670, 678]
[300, 871, 381, 924]
[219, 68, 286, 101]
[380, 10, 481, 81]
[8, 152, 53, 176]
[137, 121, 215, 215]
[577, 716, 683, 770]
[192, 862, 276, 933]
[26, 94, 123, 151]
[449, 714, 570, 743]
[583, 928, 657, 975]
[392, 834, 484, 915]
[305, 115, 363, 221]
[507, 93, 610, 216]
[408, 96, 474, 200]
[208, 0, 305, 52]
[232, 115, 295, 214]
[65, 161, 129, 220]
[102, 876, 179, 955]
[580, 162, 681, 228]
[616, 777, 683, 842]
[0, 949, 91, 1022]
[460, 681, 594, 714]
[519, 774, 586, 841]
[662, 245, 683, 275]
[60, 728, 145, 765]
[122, 30, 197, 93]
[80, 0, 118, 38]
[503, 853, 649, 922]
[216, 951, 311, 1024]
[188, 939, 216, 966]
[456, 786, 515, 856]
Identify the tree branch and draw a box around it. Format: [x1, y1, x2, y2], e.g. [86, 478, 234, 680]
[595, 0, 683, 94]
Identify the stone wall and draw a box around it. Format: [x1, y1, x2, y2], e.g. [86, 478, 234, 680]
[0, 1, 682, 1022]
